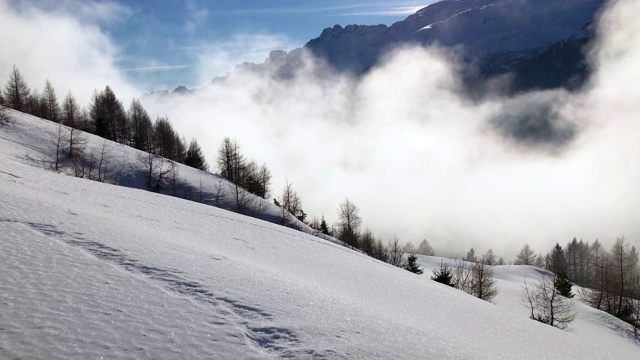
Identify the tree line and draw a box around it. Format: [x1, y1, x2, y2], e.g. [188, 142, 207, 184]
[510, 239, 640, 331]
[1, 65, 209, 172]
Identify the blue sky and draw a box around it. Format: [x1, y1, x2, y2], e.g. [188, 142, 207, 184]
[95, 1, 434, 90]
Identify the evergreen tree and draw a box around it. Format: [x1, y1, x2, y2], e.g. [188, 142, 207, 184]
[554, 272, 574, 298]
[431, 261, 454, 286]
[372, 239, 388, 262]
[40, 79, 60, 122]
[474, 256, 498, 302]
[549, 243, 567, 274]
[535, 254, 544, 268]
[416, 239, 434, 256]
[515, 244, 536, 265]
[89, 90, 107, 136]
[547, 243, 574, 299]
[3, 65, 30, 112]
[217, 137, 246, 184]
[404, 254, 423, 274]
[256, 163, 272, 199]
[128, 99, 153, 152]
[465, 248, 477, 263]
[62, 91, 83, 129]
[152, 117, 177, 158]
[566, 238, 579, 282]
[184, 138, 209, 170]
[320, 216, 331, 236]
[25, 88, 43, 117]
[360, 228, 376, 256]
[174, 134, 187, 163]
[485, 249, 497, 265]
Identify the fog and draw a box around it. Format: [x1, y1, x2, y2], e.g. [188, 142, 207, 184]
[1, 0, 639, 259]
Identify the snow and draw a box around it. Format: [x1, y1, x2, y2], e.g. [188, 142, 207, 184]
[1, 110, 639, 358]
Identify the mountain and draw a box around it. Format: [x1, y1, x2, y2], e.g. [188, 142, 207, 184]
[307, 0, 603, 70]
[203, 0, 606, 95]
[1, 110, 639, 358]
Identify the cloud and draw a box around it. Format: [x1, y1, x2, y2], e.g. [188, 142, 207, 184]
[210, 2, 435, 16]
[185, 0, 209, 33]
[489, 91, 577, 152]
[0, 0, 138, 106]
[16, 0, 132, 25]
[119, 65, 194, 73]
[141, 0, 640, 260]
[339, 5, 433, 16]
[1, 0, 638, 261]
[188, 34, 298, 85]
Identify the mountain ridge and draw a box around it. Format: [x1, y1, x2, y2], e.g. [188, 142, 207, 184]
[152, 0, 606, 96]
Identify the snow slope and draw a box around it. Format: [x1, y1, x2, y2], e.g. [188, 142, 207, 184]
[1, 111, 639, 358]
[416, 256, 640, 353]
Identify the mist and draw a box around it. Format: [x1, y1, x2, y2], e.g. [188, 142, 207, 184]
[2, 0, 639, 259]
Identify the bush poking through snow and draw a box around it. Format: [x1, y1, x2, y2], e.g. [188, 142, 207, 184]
[522, 275, 575, 330]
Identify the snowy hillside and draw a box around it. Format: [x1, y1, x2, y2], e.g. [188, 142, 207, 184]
[1, 111, 639, 358]
[0, 109, 310, 235]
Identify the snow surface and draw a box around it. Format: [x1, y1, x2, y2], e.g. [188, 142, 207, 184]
[1, 111, 639, 358]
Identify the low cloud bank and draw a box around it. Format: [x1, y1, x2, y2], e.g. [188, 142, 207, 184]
[2, 0, 639, 259]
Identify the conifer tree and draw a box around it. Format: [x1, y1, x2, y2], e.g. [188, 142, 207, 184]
[41, 79, 60, 122]
[62, 92, 83, 128]
[320, 216, 331, 236]
[404, 254, 423, 274]
[431, 261, 454, 286]
[3, 65, 30, 112]
[217, 137, 246, 184]
[360, 228, 376, 256]
[416, 239, 434, 256]
[465, 248, 478, 263]
[128, 99, 153, 152]
[184, 138, 209, 171]
[515, 244, 536, 265]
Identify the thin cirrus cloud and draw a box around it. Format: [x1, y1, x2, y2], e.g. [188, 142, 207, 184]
[119, 65, 194, 73]
[210, 2, 433, 16]
[338, 5, 433, 16]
